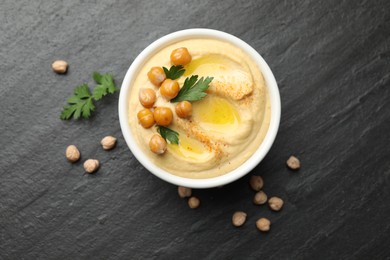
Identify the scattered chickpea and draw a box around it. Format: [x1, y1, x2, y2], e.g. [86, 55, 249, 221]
[160, 79, 180, 100]
[83, 159, 99, 173]
[268, 197, 284, 211]
[147, 67, 166, 86]
[175, 101, 192, 118]
[153, 107, 173, 126]
[256, 218, 271, 232]
[178, 186, 192, 198]
[65, 145, 80, 162]
[232, 211, 247, 227]
[287, 155, 300, 170]
[52, 60, 68, 74]
[139, 88, 156, 108]
[149, 134, 167, 155]
[253, 191, 268, 205]
[101, 136, 117, 150]
[249, 175, 264, 191]
[188, 196, 200, 209]
[137, 108, 155, 128]
[170, 47, 192, 66]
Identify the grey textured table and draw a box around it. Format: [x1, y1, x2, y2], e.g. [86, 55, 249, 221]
[1, 0, 390, 259]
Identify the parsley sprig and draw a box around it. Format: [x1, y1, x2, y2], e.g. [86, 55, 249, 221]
[163, 65, 185, 80]
[171, 75, 213, 103]
[60, 84, 95, 120]
[60, 72, 119, 120]
[92, 72, 118, 100]
[157, 126, 179, 145]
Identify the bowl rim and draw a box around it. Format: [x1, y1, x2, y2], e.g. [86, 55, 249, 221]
[118, 28, 281, 188]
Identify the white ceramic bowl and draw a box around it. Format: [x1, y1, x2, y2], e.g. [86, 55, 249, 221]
[119, 28, 280, 189]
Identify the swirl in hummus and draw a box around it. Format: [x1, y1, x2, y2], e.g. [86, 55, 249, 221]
[128, 39, 271, 179]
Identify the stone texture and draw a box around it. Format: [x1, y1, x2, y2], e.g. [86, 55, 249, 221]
[1, 0, 390, 259]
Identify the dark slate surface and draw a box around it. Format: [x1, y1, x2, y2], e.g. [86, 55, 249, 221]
[1, 0, 389, 259]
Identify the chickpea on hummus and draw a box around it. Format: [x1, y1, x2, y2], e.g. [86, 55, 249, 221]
[128, 39, 271, 179]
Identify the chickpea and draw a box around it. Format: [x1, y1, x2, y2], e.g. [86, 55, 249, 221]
[232, 211, 247, 227]
[149, 134, 167, 155]
[153, 107, 173, 126]
[137, 109, 155, 128]
[139, 88, 156, 108]
[249, 175, 264, 191]
[170, 47, 192, 66]
[178, 186, 192, 198]
[175, 101, 192, 118]
[188, 196, 200, 209]
[101, 136, 117, 150]
[286, 155, 300, 170]
[268, 197, 284, 211]
[52, 60, 68, 74]
[256, 218, 271, 232]
[159, 79, 180, 100]
[83, 159, 100, 174]
[253, 191, 268, 205]
[65, 145, 80, 162]
[147, 67, 166, 86]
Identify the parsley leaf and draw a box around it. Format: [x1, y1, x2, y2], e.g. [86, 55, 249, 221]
[60, 84, 95, 120]
[157, 126, 179, 145]
[163, 65, 185, 80]
[171, 75, 213, 102]
[92, 72, 119, 100]
[60, 72, 119, 120]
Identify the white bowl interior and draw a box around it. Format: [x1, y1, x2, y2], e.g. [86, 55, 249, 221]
[119, 28, 281, 188]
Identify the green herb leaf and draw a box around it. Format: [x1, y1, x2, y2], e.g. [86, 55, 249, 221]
[171, 75, 214, 102]
[60, 84, 95, 120]
[92, 72, 119, 101]
[92, 71, 103, 83]
[157, 126, 179, 145]
[163, 65, 185, 80]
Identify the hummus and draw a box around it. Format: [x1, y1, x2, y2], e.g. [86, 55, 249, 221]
[128, 39, 271, 179]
